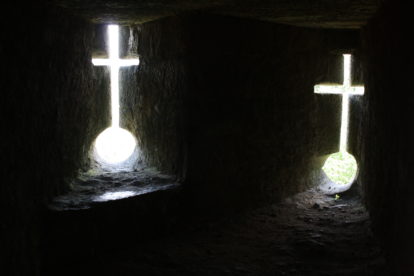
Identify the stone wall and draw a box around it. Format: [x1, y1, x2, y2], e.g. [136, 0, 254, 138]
[347, 50, 365, 193]
[0, 7, 366, 274]
[121, 20, 188, 175]
[129, 15, 359, 214]
[0, 4, 108, 275]
[185, 17, 364, 213]
[359, 0, 413, 273]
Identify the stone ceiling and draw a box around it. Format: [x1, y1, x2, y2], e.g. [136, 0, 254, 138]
[50, 0, 381, 28]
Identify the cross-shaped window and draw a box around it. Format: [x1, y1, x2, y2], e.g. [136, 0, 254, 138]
[92, 25, 139, 165]
[314, 54, 364, 187]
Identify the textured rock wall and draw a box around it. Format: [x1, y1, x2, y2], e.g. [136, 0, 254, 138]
[184, 17, 360, 213]
[0, 4, 108, 275]
[347, 51, 365, 192]
[128, 15, 357, 213]
[0, 8, 366, 274]
[359, 1, 413, 273]
[50, 0, 380, 29]
[121, 20, 188, 175]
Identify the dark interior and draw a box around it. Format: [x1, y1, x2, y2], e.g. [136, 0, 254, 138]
[2, 1, 412, 275]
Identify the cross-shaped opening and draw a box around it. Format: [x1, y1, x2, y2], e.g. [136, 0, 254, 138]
[92, 25, 139, 167]
[314, 54, 364, 188]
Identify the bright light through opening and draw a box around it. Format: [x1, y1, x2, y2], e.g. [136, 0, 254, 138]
[95, 127, 136, 164]
[314, 54, 364, 152]
[91, 25, 140, 166]
[314, 54, 364, 190]
[322, 152, 358, 185]
[92, 25, 139, 128]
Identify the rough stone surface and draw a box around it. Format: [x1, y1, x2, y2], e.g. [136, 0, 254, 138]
[43, 180, 182, 275]
[2, 1, 408, 275]
[178, 16, 361, 213]
[358, 1, 413, 273]
[49, 168, 180, 210]
[347, 51, 365, 194]
[51, 0, 380, 28]
[121, 21, 188, 176]
[101, 17, 361, 213]
[44, 189, 386, 275]
[1, 4, 109, 275]
[91, 16, 361, 213]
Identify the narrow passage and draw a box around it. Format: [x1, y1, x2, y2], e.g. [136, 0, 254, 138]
[74, 189, 386, 276]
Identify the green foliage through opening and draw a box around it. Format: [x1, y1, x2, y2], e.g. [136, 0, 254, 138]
[322, 152, 357, 185]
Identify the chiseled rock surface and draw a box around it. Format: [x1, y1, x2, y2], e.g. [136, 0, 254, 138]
[44, 189, 386, 275]
[2, 4, 109, 275]
[49, 167, 180, 210]
[359, 1, 413, 273]
[52, 0, 380, 28]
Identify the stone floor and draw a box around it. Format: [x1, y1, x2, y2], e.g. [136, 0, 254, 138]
[49, 167, 180, 210]
[51, 188, 386, 275]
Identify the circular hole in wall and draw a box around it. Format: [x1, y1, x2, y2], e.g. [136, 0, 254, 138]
[94, 127, 137, 164]
[319, 151, 358, 194]
[322, 151, 358, 185]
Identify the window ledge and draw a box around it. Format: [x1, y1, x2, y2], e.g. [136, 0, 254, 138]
[49, 167, 180, 211]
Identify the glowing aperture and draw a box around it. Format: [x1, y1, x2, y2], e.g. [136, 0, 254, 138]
[322, 152, 358, 185]
[314, 54, 364, 152]
[95, 127, 136, 164]
[92, 25, 139, 128]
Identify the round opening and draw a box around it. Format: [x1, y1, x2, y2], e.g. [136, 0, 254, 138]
[94, 127, 137, 164]
[322, 151, 358, 185]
